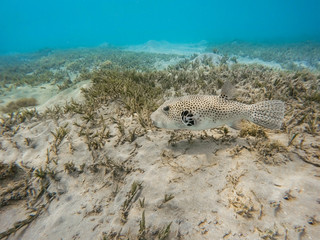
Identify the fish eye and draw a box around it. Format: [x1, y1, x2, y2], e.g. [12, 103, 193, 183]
[163, 106, 170, 111]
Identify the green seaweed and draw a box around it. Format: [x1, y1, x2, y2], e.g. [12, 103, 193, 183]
[64, 161, 77, 174]
[121, 181, 143, 223]
[138, 210, 146, 240]
[1, 98, 38, 113]
[139, 197, 145, 208]
[239, 123, 267, 138]
[50, 124, 69, 154]
[163, 193, 175, 203]
[35, 167, 47, 179]
[206, 41, 320, 70]
[158, 222, 172, 240]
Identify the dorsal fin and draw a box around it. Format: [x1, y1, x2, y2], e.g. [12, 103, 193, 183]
[220, 81, 236, 99]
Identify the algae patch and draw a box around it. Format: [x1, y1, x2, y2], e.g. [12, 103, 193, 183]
[1, 98, 38, 113]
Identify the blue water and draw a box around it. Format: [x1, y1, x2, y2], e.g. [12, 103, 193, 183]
[1, 0, 320, 54]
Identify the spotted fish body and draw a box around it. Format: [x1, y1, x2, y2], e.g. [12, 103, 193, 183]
[151, 88, 285, 131]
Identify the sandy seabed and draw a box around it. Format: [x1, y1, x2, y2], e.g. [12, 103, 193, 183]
[0, 44, 320, 240]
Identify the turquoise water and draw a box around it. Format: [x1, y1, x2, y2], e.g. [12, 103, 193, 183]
[1, 1, 320, 239]
[1, 0, 320, 53]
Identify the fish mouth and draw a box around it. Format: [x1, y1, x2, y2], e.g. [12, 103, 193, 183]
[151, 120, 159, 128]
[151, 119, 164, 129]
[150, 116, 165, 129]
[150, 113, 160, 128]
[150, 111, 172, 129]
[150, 111, 161, 125]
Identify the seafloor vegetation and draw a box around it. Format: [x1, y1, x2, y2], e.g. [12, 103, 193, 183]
[0, 46, 319, 239]
[207, 41, 320, 71]
[0, 46, 182, 94]
[1, 46, 319, 134]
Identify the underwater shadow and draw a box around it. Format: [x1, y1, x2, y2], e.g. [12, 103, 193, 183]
[165, 134, 245, 163]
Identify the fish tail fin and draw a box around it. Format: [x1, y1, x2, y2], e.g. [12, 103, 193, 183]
[247, 100, 285, 129]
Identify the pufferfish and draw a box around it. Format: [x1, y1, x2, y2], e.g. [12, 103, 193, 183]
[150, 82, 285, 130]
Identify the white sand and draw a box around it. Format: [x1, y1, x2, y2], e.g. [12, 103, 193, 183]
[126, 41, 284, 70]
[0, 80, 91, 116]
[0, 93, 319, 239]
[126, 40, 207, 55]
[0, 52, 319, 239]
[236, 56, 283, 70]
